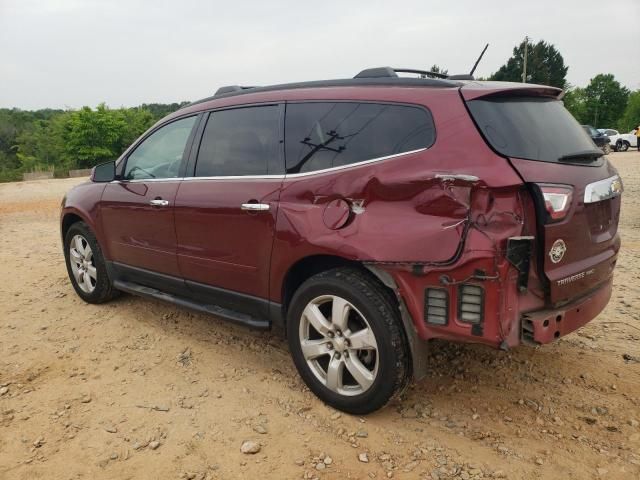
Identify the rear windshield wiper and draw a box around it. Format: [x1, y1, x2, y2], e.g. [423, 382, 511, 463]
[557, 150, 603, 163]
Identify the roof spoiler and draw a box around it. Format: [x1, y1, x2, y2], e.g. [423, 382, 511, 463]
[460, 83, 564, 101]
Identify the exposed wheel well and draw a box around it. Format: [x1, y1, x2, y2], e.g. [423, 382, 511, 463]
[61, 213, 84, 240]
[280, 256, 418, 381]
[281, 255, 398, 316]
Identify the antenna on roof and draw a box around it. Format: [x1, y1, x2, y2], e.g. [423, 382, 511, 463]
[470, 43, 489, 76]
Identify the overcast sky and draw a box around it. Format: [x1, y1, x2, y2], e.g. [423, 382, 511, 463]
[1, 0, 638, 110]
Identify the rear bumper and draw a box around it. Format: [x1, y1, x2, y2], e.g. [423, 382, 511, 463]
[521, 276, 613, 345]
[379, 257, 615, 350]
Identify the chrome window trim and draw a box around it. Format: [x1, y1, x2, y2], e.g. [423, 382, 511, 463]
[583, 174, 623, 204]
[111, 148, 426, 183]
[283, 148, 426, 178]
[182, 174, 285, 181]
[110, 177, 184, 184]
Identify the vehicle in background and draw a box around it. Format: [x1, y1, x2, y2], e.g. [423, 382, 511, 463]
[60, 68, 623, 413]
[583, 125, 611, 154]
[598, 129, 638, 152]
[598, 129, 618, 137]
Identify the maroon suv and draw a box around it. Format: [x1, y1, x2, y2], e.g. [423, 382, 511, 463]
[61, 67, 622, 413]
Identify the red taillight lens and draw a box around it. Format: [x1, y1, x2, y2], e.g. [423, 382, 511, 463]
[538, 184, 573, 221]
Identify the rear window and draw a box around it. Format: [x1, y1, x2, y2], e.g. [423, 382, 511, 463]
[467, 97, 596, 163]
[285, 102, 434, 174]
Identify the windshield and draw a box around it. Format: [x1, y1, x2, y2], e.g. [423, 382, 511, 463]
[467, 96, 597, 163]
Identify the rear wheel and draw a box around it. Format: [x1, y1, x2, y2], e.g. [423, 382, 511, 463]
[64, 222, 118, 304]
[287, 268, 410, 414]
[617, 140, 629, 152]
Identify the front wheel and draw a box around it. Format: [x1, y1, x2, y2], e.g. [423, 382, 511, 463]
[64, 221, 118, 304]
[287, 268, 410, 414]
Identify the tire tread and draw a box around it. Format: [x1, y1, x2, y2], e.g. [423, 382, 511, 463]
[64, 222, 118, 304]
[287, 266, 411, 414]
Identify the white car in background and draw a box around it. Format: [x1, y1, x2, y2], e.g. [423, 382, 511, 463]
[598, 129, 638, 152]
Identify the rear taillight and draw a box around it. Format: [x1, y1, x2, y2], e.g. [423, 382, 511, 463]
[537, 184, 573, 221]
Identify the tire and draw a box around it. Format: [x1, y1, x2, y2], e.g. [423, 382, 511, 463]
[620, 141, 630, 152]
[64, 221, 118, 304]
[287, 267, 410, 414]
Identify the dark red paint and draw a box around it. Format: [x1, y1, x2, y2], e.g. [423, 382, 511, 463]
[61, 81, 620, 351]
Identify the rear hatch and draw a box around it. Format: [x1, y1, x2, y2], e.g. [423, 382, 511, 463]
[462, 84, 622, 306]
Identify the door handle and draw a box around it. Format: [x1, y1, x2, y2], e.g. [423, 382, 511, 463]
[150, 199, 169, 207]
[241, 203, 270, 211]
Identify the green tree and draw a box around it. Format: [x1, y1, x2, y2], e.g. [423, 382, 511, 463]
[582, 74, 629, 128]
[617, 90, 640, 132]
[0, 101, 187, 181]
[60, 105, 161, 169]
[140, 102, 189, 120]
[61, 104, 129, 168]
[490, 39, 568, 89]
[429, 65, 448, 76]
[563, 87, 588, 123]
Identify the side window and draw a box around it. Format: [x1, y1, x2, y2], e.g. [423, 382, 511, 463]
[124, 116, 196, 180]
[195, 105, 280, 177]
[285, 102, 435, 174]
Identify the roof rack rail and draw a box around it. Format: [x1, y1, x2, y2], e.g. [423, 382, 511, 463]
[354, 67, 450, 80]
[447, 74, 474, 80]
[214, 85, 257, 96]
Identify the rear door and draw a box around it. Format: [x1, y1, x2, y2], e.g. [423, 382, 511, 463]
[464, 90, 622, 305]
[174, 104, 283, 317]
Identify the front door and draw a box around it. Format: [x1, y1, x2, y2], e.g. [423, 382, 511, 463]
[174, 104, 283, 316]
[101, 115, 198, 281]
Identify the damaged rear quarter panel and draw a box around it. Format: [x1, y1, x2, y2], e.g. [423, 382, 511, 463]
[269, 89, 524, 306]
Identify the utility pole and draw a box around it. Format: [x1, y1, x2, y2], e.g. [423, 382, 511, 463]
[522, 36, 529, 83]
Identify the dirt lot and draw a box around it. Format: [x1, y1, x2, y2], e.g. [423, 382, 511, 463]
[1, 153, 639, 480]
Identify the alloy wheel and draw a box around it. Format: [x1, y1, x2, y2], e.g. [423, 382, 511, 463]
[69, 234, 97, 293]
[298, 295, 379, 396]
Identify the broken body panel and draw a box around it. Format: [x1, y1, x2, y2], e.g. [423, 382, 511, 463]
[265, 84, 620, 352]
[62, 81, 620, 367]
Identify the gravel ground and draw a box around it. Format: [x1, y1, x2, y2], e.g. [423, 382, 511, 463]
[1, 153, 639, 480]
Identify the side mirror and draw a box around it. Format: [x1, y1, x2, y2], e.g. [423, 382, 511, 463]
[91, 160, 116, 182]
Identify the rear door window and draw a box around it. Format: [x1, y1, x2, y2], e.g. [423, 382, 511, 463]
[195, 105, 280, 177]
[285, 102, 435, 174]
[467, 97, 597, 163]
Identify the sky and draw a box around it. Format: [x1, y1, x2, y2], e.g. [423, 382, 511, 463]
[1, 0, 638, 110]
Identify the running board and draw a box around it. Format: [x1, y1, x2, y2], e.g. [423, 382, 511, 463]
[113, 279, 271, 330]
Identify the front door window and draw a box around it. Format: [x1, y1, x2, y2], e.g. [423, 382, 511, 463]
[124, 116, 197, 180]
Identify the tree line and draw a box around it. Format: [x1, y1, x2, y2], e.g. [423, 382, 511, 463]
[0, 102, 187, 182]
[489, 39, 638, 131]
[1, 39, 639, 183]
